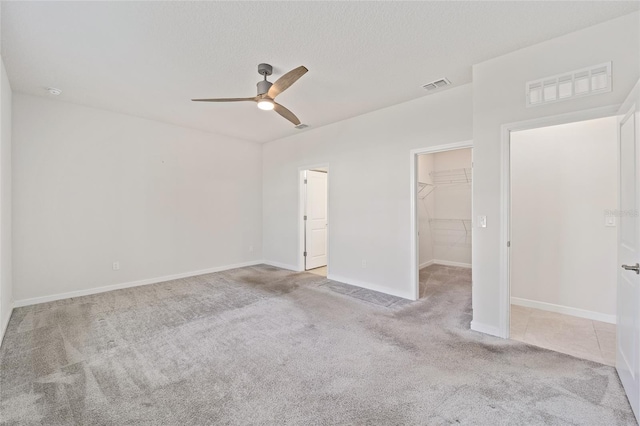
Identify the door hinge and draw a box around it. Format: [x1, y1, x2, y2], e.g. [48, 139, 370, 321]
[303, 251, 307, 257]
[304, 179, 307, 184]
[507, 241, 511, 248]
[304, 215, 307, 220]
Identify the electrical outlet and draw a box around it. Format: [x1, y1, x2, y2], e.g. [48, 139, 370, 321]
[478, 216, 487, 228]
[112, 262, 120, 271]
[362, 260, 367, 269]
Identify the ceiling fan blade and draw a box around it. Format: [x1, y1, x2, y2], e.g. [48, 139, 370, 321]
[267, 66, 308, 99]
[191, 97, 257, 102]
[273, 102, 301, 126]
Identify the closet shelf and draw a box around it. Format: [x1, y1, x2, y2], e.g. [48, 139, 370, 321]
[429, 168, 472, 185]
[417, 181, 435, 199]
[429, 219, 472, 232]
[428, 219, 472, 247]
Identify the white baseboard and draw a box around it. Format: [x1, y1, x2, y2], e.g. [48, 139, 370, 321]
[419, 260, 434, 269]
[511, 297, 616, 324]
[262, 260, 301, 272]
[327, 274, 415, 300]
[13, 260, 264, 308]
[433, 259, 472, 269]
[471, 320, 504, 338]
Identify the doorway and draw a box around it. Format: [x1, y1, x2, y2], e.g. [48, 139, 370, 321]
[301, 168, 328, 276]
[410, 141, 473, 302]
[507, 115, 618, 365]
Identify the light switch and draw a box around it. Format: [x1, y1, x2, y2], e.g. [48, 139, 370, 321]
[478, 216, 487, 228]
[605, 216, 616, 227]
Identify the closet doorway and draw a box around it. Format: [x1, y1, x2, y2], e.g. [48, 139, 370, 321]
[411, 142, 473, 302]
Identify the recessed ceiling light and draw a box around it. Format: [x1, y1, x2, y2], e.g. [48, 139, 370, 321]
[46, 87, 62, 96]
[295, 124, 308, 130]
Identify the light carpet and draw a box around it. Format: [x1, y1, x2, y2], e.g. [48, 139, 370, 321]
[0, 264, 635, 425]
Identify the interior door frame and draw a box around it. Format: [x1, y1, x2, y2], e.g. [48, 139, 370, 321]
[298, 163, 330, 272]
[410, 140, 473, 301]
[498, 104, 620, 339]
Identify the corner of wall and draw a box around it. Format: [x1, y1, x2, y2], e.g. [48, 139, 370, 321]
[0, 55, 13, 348]
[0, 300, 13, 347]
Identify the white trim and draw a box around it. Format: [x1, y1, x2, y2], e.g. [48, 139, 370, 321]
[499, 104, 621, 339]
[419, 260, 434, 269]
[410, 140, 473, 301]
[298, 169, 306, 272]
[327, 274, 414, 300]
[13, 260, 264, 308]
[470, 320, 502, 337]
[511, 297, 616, 324]
[263, 260, 300, 272]
[432, 259, 472, 269]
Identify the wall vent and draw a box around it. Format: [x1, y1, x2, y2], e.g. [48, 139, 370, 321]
[526, 62, 612, 107]
[422, 78, 451, 91]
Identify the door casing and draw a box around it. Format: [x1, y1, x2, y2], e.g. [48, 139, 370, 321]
[410, 140, 473, 301]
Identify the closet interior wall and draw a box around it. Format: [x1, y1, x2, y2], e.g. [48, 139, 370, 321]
[418, 149, 472, 268]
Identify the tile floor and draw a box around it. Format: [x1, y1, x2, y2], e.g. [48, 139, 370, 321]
[510, 305, 616, 366]
[307, 266, 327, 277]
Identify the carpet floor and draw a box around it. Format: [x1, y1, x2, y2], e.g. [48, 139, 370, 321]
[0, 264, 635, 425]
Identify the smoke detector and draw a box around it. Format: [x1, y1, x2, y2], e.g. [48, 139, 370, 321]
[422, 78, 451, 91]
[47, 87, 62, 96]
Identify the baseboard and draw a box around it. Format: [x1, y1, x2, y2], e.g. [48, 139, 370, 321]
[511, 297, 616, 324]
[433, 259, 472, 269]
[470, 320, 504, 338]
[327, 274, 415, 300]
[419, 260, 434, 269]
[262, 260, 301, 272]
[13, 260, 264, 308]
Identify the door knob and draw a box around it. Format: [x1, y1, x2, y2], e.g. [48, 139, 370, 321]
[622, 263, 640, 274]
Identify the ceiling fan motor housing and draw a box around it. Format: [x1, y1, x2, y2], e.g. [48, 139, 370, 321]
[257, 80, 272, 96]
[257, 63, 273, 95]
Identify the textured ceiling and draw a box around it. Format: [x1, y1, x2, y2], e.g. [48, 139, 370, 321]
[2, 1, 638, 143]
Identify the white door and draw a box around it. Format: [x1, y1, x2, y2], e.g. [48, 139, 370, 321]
[305, 170, 328, 270]
[617, 79, 640, 422]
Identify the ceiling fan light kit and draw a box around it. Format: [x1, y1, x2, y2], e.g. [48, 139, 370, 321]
[257, 99, 275, 110]
[192, 63, 307, 126]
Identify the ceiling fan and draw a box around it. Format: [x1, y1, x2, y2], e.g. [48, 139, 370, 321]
[192, 63, 308, 126]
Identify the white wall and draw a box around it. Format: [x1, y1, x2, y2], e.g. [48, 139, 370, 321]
[12, 94, 263, 303]
[511, 117, 618, 322]
[263, 84, 473, 299]
[472, 12, 640, 335]
[417, 154, 435, 267]
[0, 58, 12, 341]
[432, 149, 472, 266]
